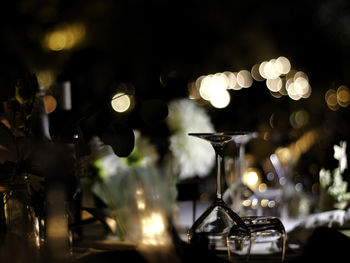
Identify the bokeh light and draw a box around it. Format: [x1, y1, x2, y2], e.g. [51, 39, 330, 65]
[251, 64, 264, 81]
[111, 93, 131, 113]
[242, 168, 261, 191]
[337, 85, 350, 107]
[190, 55, 310, 107]
[325, 89, 339, 111]
[275, 56, 291, 75]
[266, 77, 282, 92]
[44, 95, 57, 114]
[237, 70, 253, 88]
[43, 23, 86, 51]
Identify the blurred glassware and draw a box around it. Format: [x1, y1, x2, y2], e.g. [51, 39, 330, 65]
[223, 132, 259, 215]
[187, 132, 250, 259]
[227, 216, 286, 262]
[0, 176, 41, 261]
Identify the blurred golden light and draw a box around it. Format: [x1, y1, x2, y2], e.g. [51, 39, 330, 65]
[37, 70, 55, 89]
[302, 85, 312, 99]
[199, 75, 212, 100]
[209, 86, 231, 109]
[294, 77, 309, 94]
[264, 59, 280, 79]
[111, 93, 131, 112]
[212, 73, 229, 89]
[286, 82, 301, 100]
[337, 85, 350, 107]
[44, 95, 57, 114]
[195, 75, 206, 90]
[290, 110, 309, 129]
[271, 91, 283, 98]
[259, 61, 268, 79]
[141, 212, 168, 246]
[279, 85, 288, 96]
[261, 199, 269, 207]
[294, 71, 309, 82]
[242, 168, 261, 191]
[224, 71, 239, 89]
[237, 70, 253, 88]
[251, 64, 264, 81]
[325, 89, 338, 107]
[266, 77, 282, 92]
[286, 70, 297, 81]
[258, 183, 267, 192]
[275, 147, 292, 166]
[198, 73, 231, 108]
[242, 199, 251, 207]
[43, 23, 86, 51]
[137, 200, 146, 210]
[275, 56, 291, 74]
[188, 82, 200, 100]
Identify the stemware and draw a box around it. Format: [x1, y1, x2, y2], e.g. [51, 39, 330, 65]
[187, 132, 250, 256]
[223, 132, 258, 214]
[227, 216, 286, 262]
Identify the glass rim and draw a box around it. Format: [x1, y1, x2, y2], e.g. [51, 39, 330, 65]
[188, 131, 256, 136]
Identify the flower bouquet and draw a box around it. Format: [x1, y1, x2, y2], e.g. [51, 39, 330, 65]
[319, 141, 350, 211]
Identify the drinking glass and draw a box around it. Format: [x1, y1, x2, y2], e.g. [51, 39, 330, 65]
[223, 132, 258, 214]
[227, 216, 286, 262]
[187, 132, 250, 258]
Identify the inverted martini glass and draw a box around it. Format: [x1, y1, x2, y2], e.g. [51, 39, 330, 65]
[187, 132, 250, 253]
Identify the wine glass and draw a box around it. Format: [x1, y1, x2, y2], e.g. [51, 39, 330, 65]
[227, 216, 286, 262]
[223, 132, 259, 214]
[187, 132, 250, 257]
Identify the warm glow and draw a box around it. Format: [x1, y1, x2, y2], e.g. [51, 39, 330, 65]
[266, 77, 282, 92]
[44, 95, 57, 114]
[261, 199, 269, 207]
[264, 59, 280, 79]
[199, 75, 212, 100]
[242, 199, 251, 207]
[111, 93, 131, 112]
[198, 74, 231, 108]
[141, 212, 168, 246]
[259, 61, 268, 79]
[209, 86, 231, 108]
[242, 168, 261, 191]
[224, 71, 239, 89]
[337, 85, 350, 107]
[37, 70, 55, 89]
[251, 64, 264, 81]
[43, 23, 86, 51]
[274, 130, 318, 165]
[188, 82, 200, 100]
[275, 147, 292, 166]
[325, 89, 338, 110]
[275, 56, 291, 74]
[258, 183, 267, 192]
[290, 110, 309, 128]
[137, 200, 146, 210]
[286, 82, 301, 100]
[237, 70, 253, 88]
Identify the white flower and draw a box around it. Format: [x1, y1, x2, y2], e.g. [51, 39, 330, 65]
[333, 141, 347, 173]
[166, 98, 215, 180]
[129, 130, 159, 167]
[88, 136, 127, 178]
[88, 131, 159, 179]
[167, 98, 215, 134]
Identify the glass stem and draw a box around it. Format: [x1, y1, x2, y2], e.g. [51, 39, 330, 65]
[216, 152, 224, 200]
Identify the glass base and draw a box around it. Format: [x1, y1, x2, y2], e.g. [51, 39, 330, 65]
[188, 199, 248, 249]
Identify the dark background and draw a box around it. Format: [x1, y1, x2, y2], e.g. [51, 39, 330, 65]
[1, 0, 350, 189]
